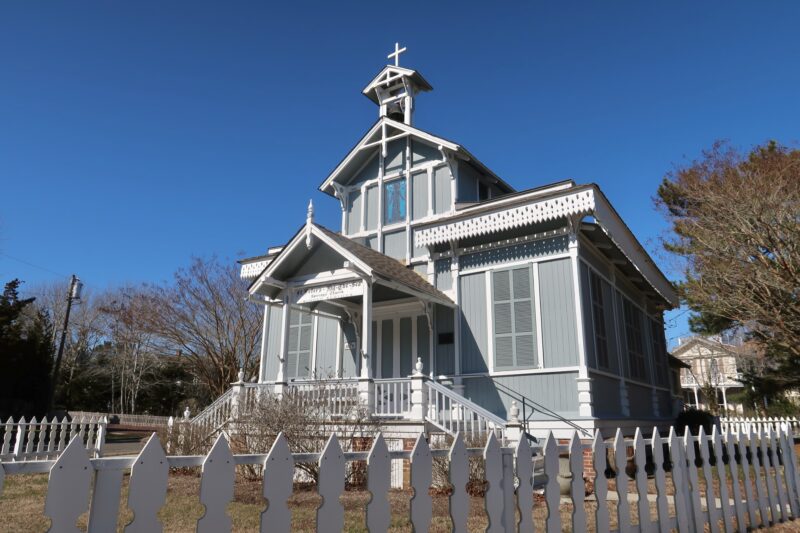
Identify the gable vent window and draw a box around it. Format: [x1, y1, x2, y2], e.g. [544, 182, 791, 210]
[287, 310, 313, 379]
[384, 178, 406, 224]
[623, 300, 646, 380]
[492, 267, 536, 369]
[589, 271, 610, 369]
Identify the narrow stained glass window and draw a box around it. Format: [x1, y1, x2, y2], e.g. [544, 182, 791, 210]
[384, 178, 406, 224]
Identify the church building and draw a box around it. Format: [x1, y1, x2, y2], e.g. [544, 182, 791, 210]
[236, 46, 681, 438]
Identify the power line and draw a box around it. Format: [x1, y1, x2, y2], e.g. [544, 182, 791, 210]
[0, 252, 69, 279]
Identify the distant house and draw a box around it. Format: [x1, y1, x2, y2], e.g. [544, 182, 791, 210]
[215, 49, 680, 439]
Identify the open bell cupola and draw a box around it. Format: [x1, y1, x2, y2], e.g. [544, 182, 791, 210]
[362, 43, 432, 125]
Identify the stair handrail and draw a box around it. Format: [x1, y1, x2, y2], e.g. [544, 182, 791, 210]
[491, 378, 591, 437]
[425, 379, 507, 431]
[190, 386, 236, 427]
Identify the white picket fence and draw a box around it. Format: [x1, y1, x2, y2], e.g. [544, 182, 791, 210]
[0, 416, 106, 461]
[721, 416, 800, 436]
[0, 424, 799, 532]
[69, 410, 170, 428]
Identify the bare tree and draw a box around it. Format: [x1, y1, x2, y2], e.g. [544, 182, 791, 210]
[139, 257, 261, 397]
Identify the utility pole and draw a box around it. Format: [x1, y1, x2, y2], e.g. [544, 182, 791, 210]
[48, 274, 82, 413]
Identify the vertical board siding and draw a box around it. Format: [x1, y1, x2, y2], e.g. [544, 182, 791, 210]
[627, 383, 653, 418]
[462, 372, 579, 419]
[459, 273, 489, 374]
[346, 190, 361, 234]
[538, 259, 579, 368]
[365, 185, 378, 231]
[382, 230, 406, 260]
[459, 236, 569, 271]
[351, 153, 379, 186]
[384, 139, 405, 174]
[381, 320, 393, 379]
[411, 139, 439, 166]
[435, 305, 455, 375]
[264, 305, 283, 381]
[400, 318, 412, 377]
[416, 315, 430, 374]
[341, 322, 359, 378]
[314, 316, 339, 378]
[411, 170, 428, 221]
[590, 373, 622, 417]
[433, 165, 452, 214]
[365, 235, 379, 250]
[435, 259, 452, 291]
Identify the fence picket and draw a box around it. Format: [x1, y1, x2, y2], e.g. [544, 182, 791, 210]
[736, 428, 757, 529]
[569, 431, 587, 532]
[58, 417, 69, 450]
[1, 416, 12, 455]
[515, 436, 534, 533]
[47, 417, 59, 454]
[36, 418, 47, 455]
[543, 432, 561, 533]
[409, 433, 433, 532]
[13, 416, 26, 458]
[633, 428, 652, 533]
[649, 429, 669, 533]
[317, 434, 345, 533]
[366, 434, 391, 532]
[768, 426, 789, 522]
[613, 428, 632, 533]
[593, 431, 610, 533]
[684, 429, 705, 532]
[747, 427, 769, 526]
[197, 434, 234, 533]
[24, 416, 37, 455]
[448, 433, 469, 533]
[501, 448, 515, 532]
[697, 427, 720, 533]
[88, 468, 125, 533]
[779, 426, 800, 516]
[723, 428, 746, 533]
[261, 433, 293, 533]
[125, 434, 169, 533]
[45, 436, 92, 533]
[668, 427, 691, 533]
[758, 426, 779, 524]
[711, 426, 733, 533]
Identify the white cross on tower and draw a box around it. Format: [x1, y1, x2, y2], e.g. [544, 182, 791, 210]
[387, 42, 407, 66]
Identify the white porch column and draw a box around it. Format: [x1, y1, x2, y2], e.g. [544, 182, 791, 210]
[692, 387, 699, 408]
[274, 293, 291, 397]
[258, 305, 269, 383]
[721, 387, 729, 415]
[358, 279, 375, 411]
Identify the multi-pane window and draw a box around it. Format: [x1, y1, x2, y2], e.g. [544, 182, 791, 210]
[623, 299, 646, 380]
[383, 178, 406, 224]
[589, 271, 610, 369]
[650, 318, 668, 386]
[287, 310, 313, 379]
[493, 267, 536, 369]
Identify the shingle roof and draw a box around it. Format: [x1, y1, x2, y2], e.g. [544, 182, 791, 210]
[315, 224, 451, 304]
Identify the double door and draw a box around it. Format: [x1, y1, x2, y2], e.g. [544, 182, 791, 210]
[372, 313, 431, 378]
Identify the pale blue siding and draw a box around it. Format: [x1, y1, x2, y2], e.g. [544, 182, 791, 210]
[435, 305, 454, 375]
[434, 258, 452, 291]
[314, 315, 339, 378]
[433, 165, 451, 214]
[365, 185, 378, 231]
[381, 319, 393, 378]
[411, 170, 428, 220]
[462, 372, 580, 419]
[411, 139, 439, 166]
[457, 162, 480, 202]
[383, 230, 406, 260]
[385, 139, 406, 174]
[538, 259, 579, 367]
[627, 382, 652, 418]
[589, 373, 622, 417]
[412, 263, 428, 278]
[400, 317, 412, 377]
[350, 154, 379, 186]
[459, 272, 489, 374]
[263, 305, 282, 382]
[294, 247, 345, 277]
[365, 235, 379, 250]
[460, 236, 569, 271]
[346, 190, 361, 234]
[341, 321, 359, 378]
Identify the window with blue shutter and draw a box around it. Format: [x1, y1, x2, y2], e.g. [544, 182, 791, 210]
[492, 266, 536, 369]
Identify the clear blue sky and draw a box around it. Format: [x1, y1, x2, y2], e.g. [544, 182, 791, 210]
[2, 1, 799, 346]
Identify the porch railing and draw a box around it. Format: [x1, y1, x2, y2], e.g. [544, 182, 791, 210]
[425, 379, 506, 439]
[373, 378, 411, 417]
[286, 378, 360, 417]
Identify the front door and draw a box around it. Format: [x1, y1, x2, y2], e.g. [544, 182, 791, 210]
[373, 314, 430, 378]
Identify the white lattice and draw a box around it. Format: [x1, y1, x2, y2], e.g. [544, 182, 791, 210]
[414, 189, 595, 248]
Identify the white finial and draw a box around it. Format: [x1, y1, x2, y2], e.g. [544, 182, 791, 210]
[237, 367, 245, 383]
[183, 407, 191, 420]
[305, 199, 314, 249]
[413, 356, 424, 376]
[388, 42, 407, 67]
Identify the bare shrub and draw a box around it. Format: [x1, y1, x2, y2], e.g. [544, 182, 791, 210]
[430, 432, 490, 496]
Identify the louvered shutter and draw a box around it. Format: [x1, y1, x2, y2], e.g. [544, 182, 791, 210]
[492, 266, 536, 369]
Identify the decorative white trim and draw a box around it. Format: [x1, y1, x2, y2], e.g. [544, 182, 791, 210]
[459, 366, 581, 378]
[415, 189, 595, 248]
[241, 260, 270, 280]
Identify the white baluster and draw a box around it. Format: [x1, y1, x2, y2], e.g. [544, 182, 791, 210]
[614, 429, 632, 533]
[24, 416, 37, 456]
[668, 427, 691, 533]
[543, 432, 561, 533]
[409, 433, 432, 531]
[650, 428, 669, 533]
[198, 434, 235, 533]
[12, 416, 26, 459]
[1, 416, 13, 456]
[125, 434, 169, 533]
[515, 435, 534, 533]
[317, 434, 345, 533]
[632, 428, 652, 532]
[569, 431, 587, 532]
[366, 434, 390, 532]
[261, 433, 293, 533]
[45, 436, 92, 533]
[36, 418, 47, 455]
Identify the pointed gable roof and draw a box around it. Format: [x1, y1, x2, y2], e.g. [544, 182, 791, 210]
[362, 65, 433, 104]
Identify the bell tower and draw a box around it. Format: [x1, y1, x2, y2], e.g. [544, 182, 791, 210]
[362, 43, 433, 126]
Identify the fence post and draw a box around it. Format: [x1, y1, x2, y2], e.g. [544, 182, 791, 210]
[409, 358, 428, 422]
[12, 416, 26, 459]
[94, 417, 107, 458]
